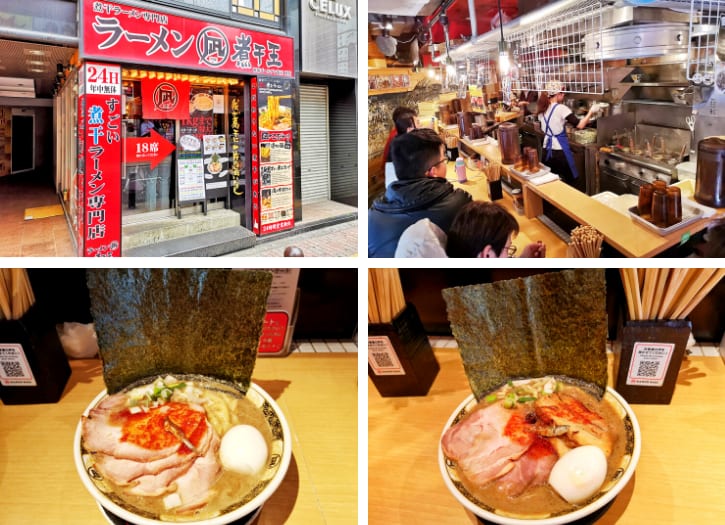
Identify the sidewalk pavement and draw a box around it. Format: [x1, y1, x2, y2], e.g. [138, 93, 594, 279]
[221, 219, 358, 257]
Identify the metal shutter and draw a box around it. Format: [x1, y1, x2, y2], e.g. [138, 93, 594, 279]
[299, 84, 330, 204]
[329, 83, 357, 201]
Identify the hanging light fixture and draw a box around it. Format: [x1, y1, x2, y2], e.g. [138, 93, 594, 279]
[496, 0, 510, 75]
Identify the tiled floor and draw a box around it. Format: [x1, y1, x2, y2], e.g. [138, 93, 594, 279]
[1, 171, 356, 257]
[0, 171, 75, 257]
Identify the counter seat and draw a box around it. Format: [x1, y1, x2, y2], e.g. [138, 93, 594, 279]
[459, 137, 723, 258]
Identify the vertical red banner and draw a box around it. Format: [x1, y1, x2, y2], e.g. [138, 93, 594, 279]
[250, 77, 261, 235]
[82, 62, 122, 257]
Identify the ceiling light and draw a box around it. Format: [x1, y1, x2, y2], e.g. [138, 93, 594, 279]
[28, 67, 47, 73]
[25, 49, 46, 56]
[27, 60, 46, 66]
[498, 41, 511, 75]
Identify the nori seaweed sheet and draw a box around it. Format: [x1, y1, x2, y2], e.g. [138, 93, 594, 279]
[441, 269, 608, 401]
[86, 269, 273, 394]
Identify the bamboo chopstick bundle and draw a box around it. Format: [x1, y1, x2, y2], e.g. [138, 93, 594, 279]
[0, 268, 35, 321]
[368, 268, 406, 324]
[619, 268, 724, 321]
[568, 225, 604, 258]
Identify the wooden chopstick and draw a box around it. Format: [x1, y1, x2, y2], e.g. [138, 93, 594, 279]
[676, 269, 725, 319]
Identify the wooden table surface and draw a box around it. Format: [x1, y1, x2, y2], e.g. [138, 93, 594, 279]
[459, 138, 723, 257]
[368, 347, 725, 525]
[0, 354, 357, 525]
[445, 163, 569, 258]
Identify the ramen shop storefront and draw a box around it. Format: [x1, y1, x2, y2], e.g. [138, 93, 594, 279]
[72, 0, 295, 256]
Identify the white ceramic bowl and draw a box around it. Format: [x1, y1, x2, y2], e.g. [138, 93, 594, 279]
[75, 380, 291, 525]
[439, 382, 641, 525]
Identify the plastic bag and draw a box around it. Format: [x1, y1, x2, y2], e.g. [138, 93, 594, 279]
[56, 322, 99, 359]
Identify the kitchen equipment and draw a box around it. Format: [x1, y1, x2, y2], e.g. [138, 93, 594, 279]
[671, 86, 694, 105]
[599, 150, 675, 196]
[582, 23, 688, 61]
[498, 122, 519, 165]
[695, 136, 725, 207]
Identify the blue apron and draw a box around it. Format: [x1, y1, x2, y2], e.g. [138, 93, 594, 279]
[543, 103, 579, 180]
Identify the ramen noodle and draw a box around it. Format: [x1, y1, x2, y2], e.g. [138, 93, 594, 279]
[260, 96, 291, 130]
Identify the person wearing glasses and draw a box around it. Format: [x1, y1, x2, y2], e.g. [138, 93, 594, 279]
[368, 128, 472, 258]
[395, 201, 546, 258]
[446, 201, 546, 258]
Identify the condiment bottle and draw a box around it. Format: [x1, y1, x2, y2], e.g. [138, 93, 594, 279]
[638, 183, 654, 218]
[512, 188, 524, 215]
[651, 188, 668, 228]
[455, 158, 467, 183]
[666, 186, 682, 226]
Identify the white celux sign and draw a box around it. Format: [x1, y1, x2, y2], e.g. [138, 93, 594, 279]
[308, 0, 352, 23]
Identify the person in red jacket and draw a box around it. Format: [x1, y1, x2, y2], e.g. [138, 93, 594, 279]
[382, 106, 419, 163]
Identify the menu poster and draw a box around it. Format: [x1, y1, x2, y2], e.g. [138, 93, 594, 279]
[203, 134, 230, 199]
[81, 62, 122, 257]
[256, 77, 294, 235]
[177, 158, 206, 202]
[176, 95, 211, 204]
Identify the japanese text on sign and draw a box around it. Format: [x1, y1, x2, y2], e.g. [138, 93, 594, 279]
[82, 62, 122, 257]
[83, 0, 294, 77]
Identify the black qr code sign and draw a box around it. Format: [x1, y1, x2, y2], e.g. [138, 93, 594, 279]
[368, 336, 405, 376]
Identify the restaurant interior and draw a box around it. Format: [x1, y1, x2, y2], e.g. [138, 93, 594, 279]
[368, 0, 725, 257]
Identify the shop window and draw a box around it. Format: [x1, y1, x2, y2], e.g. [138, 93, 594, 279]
[232, 0, 281, 24]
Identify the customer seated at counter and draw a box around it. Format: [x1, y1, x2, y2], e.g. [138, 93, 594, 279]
[537, 80, 598, 187]
[368, 128, 472, 258]
[382, 106, 419, 187]
[395, 201, 546, 258]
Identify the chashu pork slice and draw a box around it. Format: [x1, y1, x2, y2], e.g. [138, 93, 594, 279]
[534, 392, 613, 457]
[442, 403, 534, 487]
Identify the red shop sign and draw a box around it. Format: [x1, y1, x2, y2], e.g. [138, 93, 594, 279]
[141, 79, 190, 120]
[81, 62, 122, 257]
[80, 0, 294, 78]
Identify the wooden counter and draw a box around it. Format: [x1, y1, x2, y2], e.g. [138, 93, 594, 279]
[368, 347, 725, 525]
[0, 354, 357, 525]
[459, 138, 723, 257]
[444, 162, 569, 258]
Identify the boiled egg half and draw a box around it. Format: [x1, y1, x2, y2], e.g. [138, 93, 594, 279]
[219, 424, 268, 476]
[548, 445, 607, 504]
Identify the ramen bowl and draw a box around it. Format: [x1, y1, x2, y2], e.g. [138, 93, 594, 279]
[75, 378, 291, 525]
[439, 381, 641, 525]
[258, 105, 292, 131]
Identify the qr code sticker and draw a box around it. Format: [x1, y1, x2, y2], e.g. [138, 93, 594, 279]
[1, 361, 24, 378]
[371, 351, 394, 368]
[636, 360, 660, 378]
